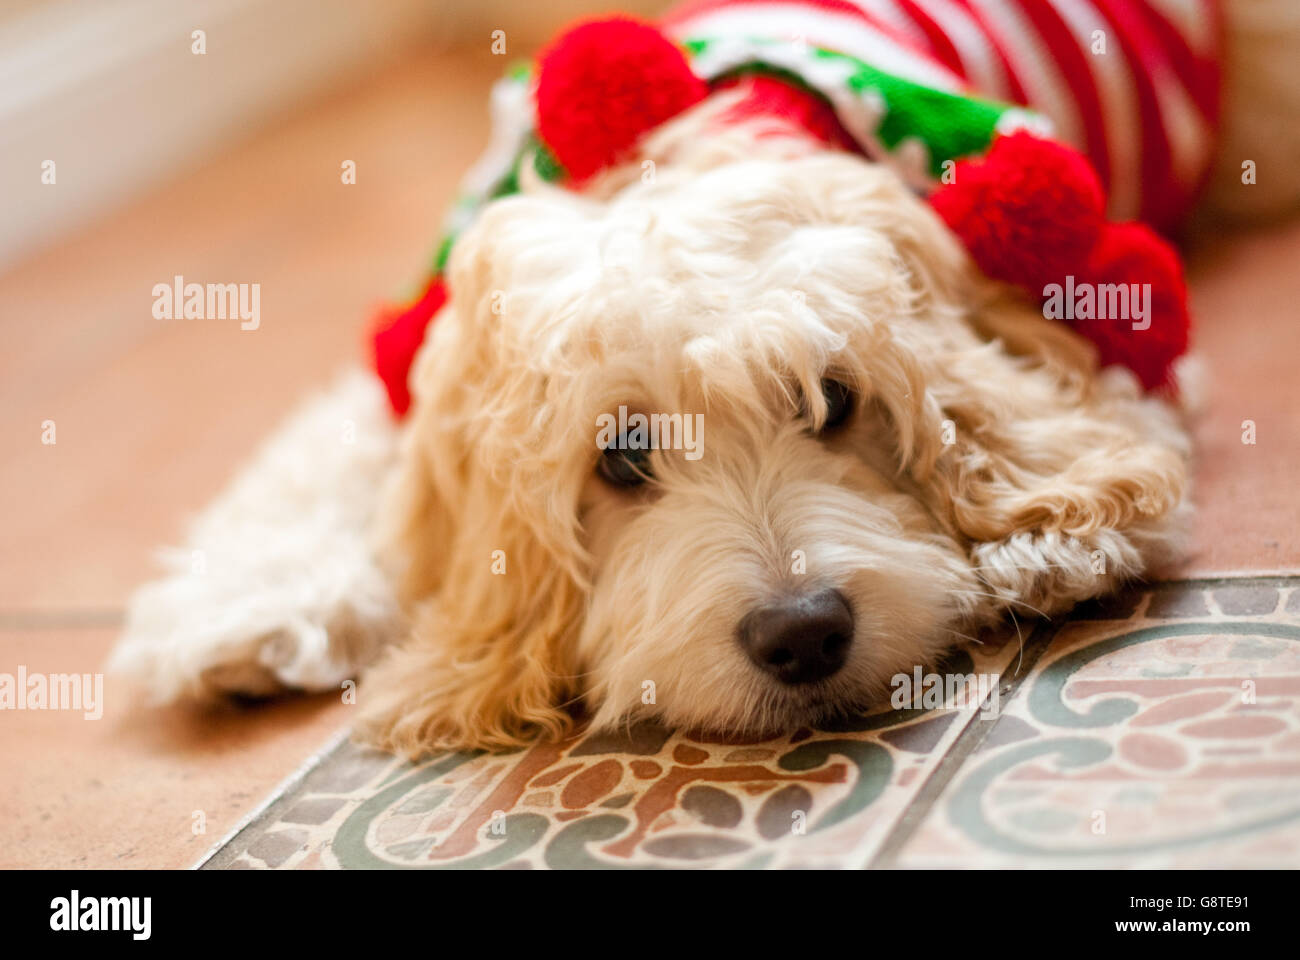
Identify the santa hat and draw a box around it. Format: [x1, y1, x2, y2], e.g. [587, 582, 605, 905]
[372, 16, 1191, 416]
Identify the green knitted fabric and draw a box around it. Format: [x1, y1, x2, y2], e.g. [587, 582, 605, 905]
[425, 36, 1047, 279]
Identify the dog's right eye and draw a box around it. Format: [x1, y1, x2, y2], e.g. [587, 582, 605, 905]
[802, 378, 855, 433]
[818, 378, 854, 432]
[597, 442, 653, 488]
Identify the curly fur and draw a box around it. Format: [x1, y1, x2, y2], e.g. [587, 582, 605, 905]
[110, 3, 1300, 757]
[356, 102, 1191, 756]
[109, 371, 402, 700]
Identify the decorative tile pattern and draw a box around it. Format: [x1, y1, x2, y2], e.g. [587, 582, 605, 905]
[891, 578, 1300, 868]
[204, 641, 1020, 869]
[203, 578, 1300, 869]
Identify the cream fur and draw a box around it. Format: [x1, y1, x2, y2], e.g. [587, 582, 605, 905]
[110, 371, 402, 701]
[357, 107, 1192, 756]
[109, 11, 1299, 757]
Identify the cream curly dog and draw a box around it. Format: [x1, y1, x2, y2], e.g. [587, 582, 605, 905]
[111, 2, 1300, 757]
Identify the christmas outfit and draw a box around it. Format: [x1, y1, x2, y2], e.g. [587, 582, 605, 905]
[373, 0, 1223, 414]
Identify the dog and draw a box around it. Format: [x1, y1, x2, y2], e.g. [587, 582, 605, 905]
[111, 0, 1300, 757]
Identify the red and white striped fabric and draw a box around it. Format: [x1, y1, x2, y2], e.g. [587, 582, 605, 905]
[663, 0, 1223, 231]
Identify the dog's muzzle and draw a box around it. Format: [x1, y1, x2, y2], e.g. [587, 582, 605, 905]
[737, 588, 853, 685]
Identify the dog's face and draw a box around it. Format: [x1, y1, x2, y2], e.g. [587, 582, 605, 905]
[360, 120, 1187, 756]
[565, 168, 982, 735]
[578, 388, 978, 736]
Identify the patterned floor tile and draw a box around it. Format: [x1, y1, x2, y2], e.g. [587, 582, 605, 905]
[889, 577, 1300, 868]
[203, 577, 1300, 869]
[203, 634, 1021, 869]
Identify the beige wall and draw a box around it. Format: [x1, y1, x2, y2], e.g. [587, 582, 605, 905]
[0, 0, 673, 269]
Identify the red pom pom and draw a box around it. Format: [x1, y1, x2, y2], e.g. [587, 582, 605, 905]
[370, 277, 447, 417]
[930, 132, 1107, 294]
[1075, 222, 1190, 390]
[536, 18, 707, 182]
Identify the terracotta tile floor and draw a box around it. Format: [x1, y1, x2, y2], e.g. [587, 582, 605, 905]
[0, 43, 506, 869]
[2, 41, 1298, 869]
[1181, 219, 1300, 575]
[0, 628, 348, 869]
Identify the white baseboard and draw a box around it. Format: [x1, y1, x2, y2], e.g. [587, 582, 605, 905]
[0, 0, 443, 272]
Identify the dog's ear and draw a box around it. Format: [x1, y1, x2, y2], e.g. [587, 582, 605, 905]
[360, 225, 588, 756]
[922, 340, 1187, 613]
[360, 466, 586, 754]
[806, 157, 1188, 608]
[912, 292, 1187, 544]
[892, 279, 1188, 614]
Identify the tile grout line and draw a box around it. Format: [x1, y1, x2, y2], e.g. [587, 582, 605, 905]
[865, 618, 1062, 869]
[0, 608, 125, 630]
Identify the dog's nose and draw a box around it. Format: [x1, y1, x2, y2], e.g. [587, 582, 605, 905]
[738, 588, 854, 685]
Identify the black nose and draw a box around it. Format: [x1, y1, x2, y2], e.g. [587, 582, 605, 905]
[737, 588, 854, 685]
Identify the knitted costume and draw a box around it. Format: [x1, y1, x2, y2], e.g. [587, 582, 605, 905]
[664, 0, 1222, 229]
[372, 0, 1221, 415]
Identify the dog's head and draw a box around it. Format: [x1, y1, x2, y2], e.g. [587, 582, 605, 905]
[360, 111, 1187, 755]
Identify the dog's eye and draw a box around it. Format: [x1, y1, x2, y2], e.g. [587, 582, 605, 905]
[816, 378, 854, 432]
[597, 441, 653, 488]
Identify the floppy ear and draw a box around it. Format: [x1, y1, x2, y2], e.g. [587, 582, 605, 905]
[358, 225, 588, 757]
[898, 271, 1189, 615]
[924, 305, 1185, 531]
[816, 159, 1189, 612]
[931, 300, 1189, 611]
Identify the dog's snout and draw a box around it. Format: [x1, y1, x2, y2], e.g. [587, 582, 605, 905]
[738, 588, 854, 685]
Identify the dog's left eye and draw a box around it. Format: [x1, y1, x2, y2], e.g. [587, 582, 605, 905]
[816, 378, 854, 432]
[597, 442, 653, 488]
